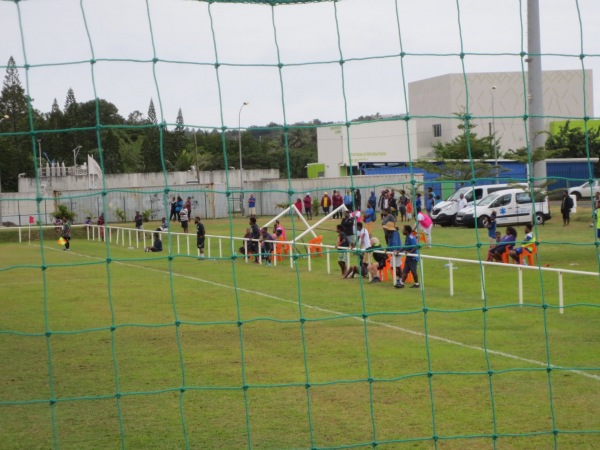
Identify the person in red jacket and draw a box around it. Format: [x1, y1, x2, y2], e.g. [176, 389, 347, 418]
[303, 193, 313, 219]
[294, 198, 303, 215]
[332, 190, 343, 219]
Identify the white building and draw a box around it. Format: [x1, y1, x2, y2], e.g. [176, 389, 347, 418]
[409, 69, 594, 157]
[315, 70, 593, 177]
[316, 119, 418, 178]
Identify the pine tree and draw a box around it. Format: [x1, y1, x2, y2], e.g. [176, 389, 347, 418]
[62, 87, 81, 157]
[0, 56, 31, 191]
[141, 98, 161, 172]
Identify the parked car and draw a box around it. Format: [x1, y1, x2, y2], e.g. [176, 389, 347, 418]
[432, 183, 525, 226]
[454, 188, 551, 228]
[567, 180, 600, 199]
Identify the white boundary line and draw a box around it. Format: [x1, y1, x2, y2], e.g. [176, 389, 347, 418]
[35, 245, 600, 382]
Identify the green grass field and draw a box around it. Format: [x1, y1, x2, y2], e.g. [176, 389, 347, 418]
[1, 209, 600, 449]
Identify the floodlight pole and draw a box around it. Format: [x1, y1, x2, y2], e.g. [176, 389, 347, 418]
[491, 86, 498, 181]
[0, 115, 8, 227]
[238, 102, 248, 216]
[527, 0, 546, 186]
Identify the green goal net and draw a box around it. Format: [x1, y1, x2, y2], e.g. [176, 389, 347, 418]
[1, 0, 599, 449]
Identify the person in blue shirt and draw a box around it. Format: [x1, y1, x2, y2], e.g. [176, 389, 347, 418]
[343, 190, 353, 212]
[369, 191, 377, 214]
[415, 193, 422, 213]
[248, 194, 257, 218]
[487, 210, 497, 244]
[363, 201, 375, 236]
[395, 225, 420, 289]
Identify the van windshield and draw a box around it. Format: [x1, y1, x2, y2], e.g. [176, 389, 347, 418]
[447, 187, 470, 201]
[476, 193, 498, 207]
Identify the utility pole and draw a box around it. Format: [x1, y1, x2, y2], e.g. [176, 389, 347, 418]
[527, 0, 547, 186]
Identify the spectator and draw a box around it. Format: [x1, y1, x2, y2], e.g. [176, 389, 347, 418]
[356, 222, 371, 266]
[249, 217, 261, 262]
[145, 229, 163, 252]
[260, 227, 274, 266]
[179, 207, 189, 233]
[415, 193, 422, 214]
[365, 237, 387, 282]
[381, 208, 396, 242]
[320, 192, 331, 215]
[383, 221, 402, 283]
[398, 190, 409, 222]
[415, 210, 433, 248]
[560, 190, 574, 226]
[84, 217, 92, 229]
[457, 193, 467, 211]
[395, 225, 420, 289]
[378, 189, 389, 219]
[303, 193, 313, 220]
[591, 192, 600, 227]
[160, 217, 168, 231]
[134, 211, 143, 230]
[61, 216, 72, 251]
[369, 191, 377, 215]
[272, 219, 286, 240]
[490, 226, 518, 262]
[175, 196, 184, 221]
[336, 224, 350, 276]
[425, 193, 435, 216]
[294, 198, 303, 215]
[389, 191, 398, 218]
[248, 194, 256, 218]
[340, 210, 355, 247]
[195, 217, 205, 259]
[344, 190, 353, 212]
[97, 213, 105, 241]
[332, 190, 344, 219]
[354, 189, 362, 211]
[487, 210, 497, 244]
[363, 201, 375, 236]
[487, 231, 502, 262]
[185, 196, 192, 218]
[509, 223, 535, 264]
[239, 227, 252, 255]
[406, 200, 413, 220]
[169, 196, 178, 222]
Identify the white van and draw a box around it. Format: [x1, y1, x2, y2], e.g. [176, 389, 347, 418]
[454, 188, 552, 228]
[431, 184, 524, 226]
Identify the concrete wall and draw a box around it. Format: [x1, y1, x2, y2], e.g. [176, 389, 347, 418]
[409, 69, 594, 157]
[1, 173, 422, 226]
[18, 169, 280, 193]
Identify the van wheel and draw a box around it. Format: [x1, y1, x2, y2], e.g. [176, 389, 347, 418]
[572, 191, 582, 200]
[477, 216, 489, 228]
[535, 212, 545, 225]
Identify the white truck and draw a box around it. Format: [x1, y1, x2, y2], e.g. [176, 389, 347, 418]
[454, 188, 552, 228]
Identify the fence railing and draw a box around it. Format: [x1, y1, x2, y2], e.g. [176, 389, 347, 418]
[2, 224, 596, 315]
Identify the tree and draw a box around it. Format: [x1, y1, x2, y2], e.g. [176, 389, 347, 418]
[0, 56, 32, 191]
[141, 99, 162, 172]
[416, 119, 501, 182]
[544, 121, 600, 159]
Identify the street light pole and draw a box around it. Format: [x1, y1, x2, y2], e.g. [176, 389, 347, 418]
[238, 102, 248, 216]
[0, 115, 9, 227]
[491, 86, 498, 181]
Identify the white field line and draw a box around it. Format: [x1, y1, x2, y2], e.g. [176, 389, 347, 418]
[38, 246, 600, 382]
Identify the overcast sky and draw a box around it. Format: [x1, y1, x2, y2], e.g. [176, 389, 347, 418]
[1, 0, 599, 130]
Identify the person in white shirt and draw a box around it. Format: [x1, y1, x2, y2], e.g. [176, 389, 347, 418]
[457, 193, 468, 211]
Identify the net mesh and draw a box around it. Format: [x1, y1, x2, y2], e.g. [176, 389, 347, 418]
[1, 0, 599, 449]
